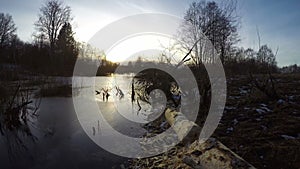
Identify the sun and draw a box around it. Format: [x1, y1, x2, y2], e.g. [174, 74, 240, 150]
[106, 33, 179, 63]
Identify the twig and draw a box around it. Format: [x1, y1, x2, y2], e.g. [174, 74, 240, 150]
[8, 85, 20, 110]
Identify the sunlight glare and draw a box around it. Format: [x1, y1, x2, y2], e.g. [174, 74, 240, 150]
[106, 33, 178, 63]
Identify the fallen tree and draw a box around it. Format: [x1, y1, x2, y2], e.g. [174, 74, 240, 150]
[164, 108, 256, 169]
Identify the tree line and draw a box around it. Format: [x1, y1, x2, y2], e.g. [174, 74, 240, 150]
[0, 0, 82, 76]
[0, 0, 290, 76]
[176, 0, 279, 75]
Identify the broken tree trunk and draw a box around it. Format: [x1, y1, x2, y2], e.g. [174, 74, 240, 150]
[165, 108, 200, 145]
[165, 108, 256, 169]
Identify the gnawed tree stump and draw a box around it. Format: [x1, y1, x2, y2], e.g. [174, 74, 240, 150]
[165, 108, 200, 145]
[165, 108, 256, 169]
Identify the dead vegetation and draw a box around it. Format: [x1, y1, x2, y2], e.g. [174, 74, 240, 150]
[0, 66, 43, 163]
[214, 73, 300, 169]
[127, 73, 300, 169]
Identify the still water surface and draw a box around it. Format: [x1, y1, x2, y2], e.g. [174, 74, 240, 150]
[0, 75, 151, 169]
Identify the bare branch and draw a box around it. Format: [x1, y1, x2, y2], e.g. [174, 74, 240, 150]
[35, 0, 72, 50]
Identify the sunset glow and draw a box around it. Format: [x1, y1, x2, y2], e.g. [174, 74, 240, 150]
[106, 33, 179, 63]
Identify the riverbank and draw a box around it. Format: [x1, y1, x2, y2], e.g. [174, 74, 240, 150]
[127, 73, 300, 169]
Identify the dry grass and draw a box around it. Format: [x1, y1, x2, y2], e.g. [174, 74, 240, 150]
[213, 73, 300, 169]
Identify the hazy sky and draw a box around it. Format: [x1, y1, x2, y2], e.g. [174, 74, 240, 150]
[0, 0, 299, 66]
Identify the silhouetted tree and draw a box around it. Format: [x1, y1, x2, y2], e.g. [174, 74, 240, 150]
[0, 13, 16, 49]
[35, 0, 72, 52]
[178, 0, 238, 65]
[56, 22, 78, 67]
[7, 35, 23, 63]
[244, 48, 256, 60]
[0, 13, 17, 62]
[257, 45, 276, 67]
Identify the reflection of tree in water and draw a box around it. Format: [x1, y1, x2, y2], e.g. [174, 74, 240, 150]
[0, 83, 41, 164]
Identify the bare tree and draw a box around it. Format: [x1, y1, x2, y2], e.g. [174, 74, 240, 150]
[0, 13, 17, 49]
[35, 0, 72, 51]
[257, 45, 276, 67]
[177, 0, 239, 65]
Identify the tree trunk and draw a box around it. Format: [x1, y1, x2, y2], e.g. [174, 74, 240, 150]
[165, 108, 256, 169]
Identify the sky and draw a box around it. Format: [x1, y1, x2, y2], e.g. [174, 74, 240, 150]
[0, 0, 299, 66]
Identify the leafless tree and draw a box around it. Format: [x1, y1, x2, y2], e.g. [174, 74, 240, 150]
[257, 45, 276, 67]
[177, 0, 239, 65]
[35, 0, 72, 51]
[0, 13, 17, 49]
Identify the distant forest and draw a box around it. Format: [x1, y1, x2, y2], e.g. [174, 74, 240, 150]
[0, 0, 299, 77]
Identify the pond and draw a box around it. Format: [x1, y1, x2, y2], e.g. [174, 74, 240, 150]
[0, 74, 154, 169]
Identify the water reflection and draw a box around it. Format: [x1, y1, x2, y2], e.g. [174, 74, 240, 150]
[0, 74, 176, 168]
[0, 75, 132, 169]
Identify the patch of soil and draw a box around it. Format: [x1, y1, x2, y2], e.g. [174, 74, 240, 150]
[127, 73, 300, 169]
[213, 73, 300, 169]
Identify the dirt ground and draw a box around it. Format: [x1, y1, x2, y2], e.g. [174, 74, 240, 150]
[127, 73, 300, 169]
[213, 73, 300, 169]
